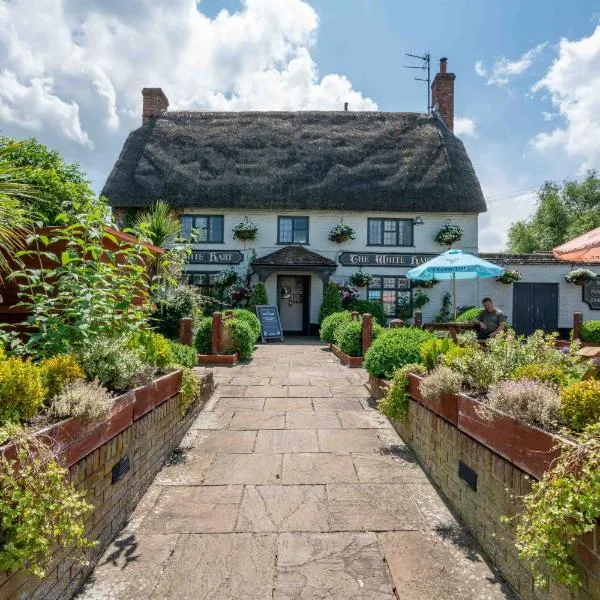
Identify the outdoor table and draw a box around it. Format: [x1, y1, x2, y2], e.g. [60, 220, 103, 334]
[423, 322, 478, 341]
[577, 345, 600, 378]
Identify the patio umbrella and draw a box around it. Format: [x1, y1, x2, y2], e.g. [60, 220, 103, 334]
[406, 249, 505, 320]
[553, 227, 600, 262]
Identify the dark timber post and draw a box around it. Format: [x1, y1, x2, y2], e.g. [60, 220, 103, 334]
[179, 317, 193, 347]
[573, 312, 583, 341]
[362, 313, 373, 355]
[414, 311, 423, 328]
[212, 312, 223, 355]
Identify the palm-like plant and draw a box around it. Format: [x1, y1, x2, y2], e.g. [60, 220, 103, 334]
[135, 200, 180, 247]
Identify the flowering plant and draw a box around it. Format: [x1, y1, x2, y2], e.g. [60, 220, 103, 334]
[348, 271, 372, 288]
[434, 222, 463, 246]
[328, 223, 355, 243]
[232, 220, 258, 241]
[229, 285, 252, 305]
[497, 269, 522, 284]
[215, 268, 239, 287]
[337, 282, 359, 307]
[565, 269, 596, 285]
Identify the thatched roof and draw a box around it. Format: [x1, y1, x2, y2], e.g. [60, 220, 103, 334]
[253, 246, 337, 267]
[102, 111, 486, 213]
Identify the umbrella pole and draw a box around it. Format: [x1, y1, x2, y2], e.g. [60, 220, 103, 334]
[452, 273, 457, 321]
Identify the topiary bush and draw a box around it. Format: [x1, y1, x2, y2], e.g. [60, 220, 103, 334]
[233, 309, 261, 341]
[40, 354, 85, 400]
[320, 311, 352, 344]
[364, 328, 433, 379]
[348, 299, 387, 326]
[456, 307, 481, 323]
[0, 358, 46, 424]
[561, 380, 600, 432]
[319, 281, 342, 323]
[224, 318, 255, 359]
[579, 320, 600, 342]
[338, 320, 362, 357]
[194, 317, 213, 355]
[248, 282, 268, 310]
[168, 340, 197, 368]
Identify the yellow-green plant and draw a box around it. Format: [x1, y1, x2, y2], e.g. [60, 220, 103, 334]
[40, 354, 84, 399]
[0, 424, 94, 576]
[0, 357, 45, 424]
[377, 363, 427, 421]
[561, 380, 600, 432]
[512, 363, 567, 387]
[419, 337, 455, 371]
[179, 367, 199, 416]
[128, 330, 173, 369]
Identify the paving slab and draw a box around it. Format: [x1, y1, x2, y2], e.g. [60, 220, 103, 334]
[190, 430, 257, 453]
[282, 452, 358, 484]
[190, 410, 234, 430]
[285, 411, 341, 429]
[204, 452, 283, 485]
[230, 410, 285, 430]
[318, 428, 399, 453]
[254, 429, 319, 453]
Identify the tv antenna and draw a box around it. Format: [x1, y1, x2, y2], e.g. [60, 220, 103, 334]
[405, 52, 431, 113]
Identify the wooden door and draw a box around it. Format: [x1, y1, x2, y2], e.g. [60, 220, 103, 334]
[512, 283, 559, 336]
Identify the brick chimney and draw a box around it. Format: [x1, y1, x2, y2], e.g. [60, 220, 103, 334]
[431, 57, 455, 131]
[142, 88, 169, 124]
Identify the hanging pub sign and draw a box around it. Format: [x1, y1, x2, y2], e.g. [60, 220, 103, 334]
[583, 279, 600, 310]
[187, 250, 244, 265]
[338, 252, 436, 267]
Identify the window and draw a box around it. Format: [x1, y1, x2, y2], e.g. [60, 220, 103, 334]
[278, 216, 309, 244]
[367, 276, 411, 317]
[185, 272, 219, 296]
[181, 215, 224, 243]
[367, 218, 413, 247]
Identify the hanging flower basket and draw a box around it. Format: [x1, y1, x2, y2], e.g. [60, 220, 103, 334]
[329, 223, 356, 243]
[232, 220, 258, 241]
[215, 268, 239, 287]
[413, 279, 439, 289]
[496, 269, 522, 284]
[434, 223, 463, 247]
[348, 271, 373, 288]
[565, 269, 597, 286]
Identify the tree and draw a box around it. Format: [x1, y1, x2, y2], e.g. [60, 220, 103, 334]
[135, 200, 181, 248]
[248, 282, 268, 310]
[507, 172, 600, 253]
[318, 281, 342, 323]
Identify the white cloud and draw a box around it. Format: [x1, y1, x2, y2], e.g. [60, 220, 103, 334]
[531, 25, 600, 171]
[477, 43, 547, 86]
[0, 0, 377, 186]
[454, 117, 477, 138]
[541, 111, 555, 121]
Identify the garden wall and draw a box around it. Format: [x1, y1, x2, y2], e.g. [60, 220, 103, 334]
[0, 370, 214, 600]
[390, 398, 600, 600]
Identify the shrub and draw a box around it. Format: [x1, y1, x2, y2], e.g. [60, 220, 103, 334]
[419, 337, 455, 371]
[579, 320, 600, 342]
[561, 380, 600, 432]
[194, 317, 213, 354]
[0, 358, 45, 424]
[364, 328, 433, 379]
[233, 309, 261, 341]
[40, 354, 85, 400]
[348, 299, 387, 326]
[338, 320, 362, 356]
[512, 364, 567, 387]
[0, 342, 5, 361]
[224, 318, 255, 359]
[248, 282, 268, 310]
[319, 281, 342, 323]
[481, 379, 561, 430]
[50, 380, 114, 421]
[168, 340, 197, 368]
[179, 368, 200, 416]
[149, 284, 205, 340]
[419, 366, 463, 403]
[456, 307, 481, 323]
[128, 330, 173, 369]
[378, 363, 427, 421]
[320, 311, 352, 343]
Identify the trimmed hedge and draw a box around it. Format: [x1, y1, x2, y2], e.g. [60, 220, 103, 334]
[580, 320, 600, 342]
[168, 340, 197, 368]
[348, 299, 387, 326]
[233, 309, 261, 341]
[194, 317, 213, 354]
[338, 321, 384, 357]
[320, 311, 352, 343]
[224, 318, 255, 359]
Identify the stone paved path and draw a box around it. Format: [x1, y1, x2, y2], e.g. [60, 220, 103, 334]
[79, 340, 515, 599]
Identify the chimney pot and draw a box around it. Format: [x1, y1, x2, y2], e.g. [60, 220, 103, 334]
[344, 102, 348, 111]
[142, 88, 169, 124]
[431, 57, 455, 131]
[440, 57, 448, 73]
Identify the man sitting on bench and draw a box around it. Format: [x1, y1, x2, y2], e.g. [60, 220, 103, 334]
[475, 297, 506, 340]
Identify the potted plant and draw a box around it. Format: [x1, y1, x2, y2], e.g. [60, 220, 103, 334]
[496, 269, 522, 284]
[215, 268, 239, 287]
[232, 219, 258, 241]
[434, 222, 463, 247]
[565, 268, 597, 286]
[348, 271, 373, 288]
[329, 223, 356, 243]
[413, 279, 438, 289]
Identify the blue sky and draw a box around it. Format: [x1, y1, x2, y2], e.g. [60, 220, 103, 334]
[1, 0, 599, 250]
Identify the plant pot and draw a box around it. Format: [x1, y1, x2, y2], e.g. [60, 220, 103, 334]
[330, 343, 364, 368]
[331, 235, 351, 243]
[198, 353, 240, 365]
[408, 374, 459, 425]
[234, 231, 256, 241]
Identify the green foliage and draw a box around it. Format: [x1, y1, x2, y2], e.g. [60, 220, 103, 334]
[233, 309, 261, 341]
[512, 363, 568, 387]
[434, 222, 463, 246]
[396, 290, 430, 321]
[135, 200, 180, 247]
[0, 424, 94, 576]
[248, 282, 268, 310]
[434, 292, 453, 323]
[50, 380, 114, 421]
[364, 328, 433, 379]
[456, 307, 481, 323]
[338, 320, 363, 357]
[128, 330, 173, 369]
[514, 427, 600, 590]
[194, 317, 213, 355]
[419, 366, 463, 403]
[40, 354, 84, 400]
[508, 173, 600, 253]
[319, 281, 342, 323]
[579, 320, 600, 342]
[0, 358, 45, 424]
[561, 380, 600, 432]
[149, 284, 206, 340]
[348, 299, 387, 326]
[320, 311, 352, 343]
[565, 268, 596, 285]
[168, 340, 197, 368]
[224, 318, 255, 359]
[179, 368, 199, 416]
[377, 363, 427, 421]
[419, 337, 456, 371]
[0, 341, 4, 361]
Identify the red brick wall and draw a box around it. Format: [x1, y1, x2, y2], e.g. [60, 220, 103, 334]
[431, 72, 456, 131]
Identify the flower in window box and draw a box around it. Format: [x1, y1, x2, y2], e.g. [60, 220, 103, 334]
[565, 269, 597, 286]
[329, 223, 356, 243]
[434, 222, 463, 247]
[232, 220, 258, 241]
[215, 268, 239, 287]
[496, 269, 522, 284]
[348, 271, 373, 288]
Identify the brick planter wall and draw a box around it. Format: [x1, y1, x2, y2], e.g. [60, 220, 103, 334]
[390, 398, 599, 600]
[0, 371, 214, 600]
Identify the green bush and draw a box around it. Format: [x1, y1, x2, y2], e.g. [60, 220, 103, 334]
[0, 358, 46, 424]
[579, 320, 600, 342]
[194, 317, 213, 354]
[319, 281, 342, 323]
[364, 328, 433, 379]
[233, 309, 261, 341]
[168, 341, 197, 368]
[128, 330, 173, 369]
[378, 363, 427, 421]
[320, 311, 352, 343]
[561, 380, 600, 432]
[419, 337, 455, 371]
[348, 299, 387, 326]
[456, 307, 481, 323]
[224, 318, 255, 359]
[248, 282, 268, 310]
[40, 354, 85, 400]
[338, 320, 383, 357]
[149, 284, 205, 340]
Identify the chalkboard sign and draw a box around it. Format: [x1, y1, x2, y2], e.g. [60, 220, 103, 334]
[583, 280, 600, 310]
[255, 305, 284, 343]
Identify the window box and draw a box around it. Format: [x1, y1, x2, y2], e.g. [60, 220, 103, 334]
[278, 216, 309, 244]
